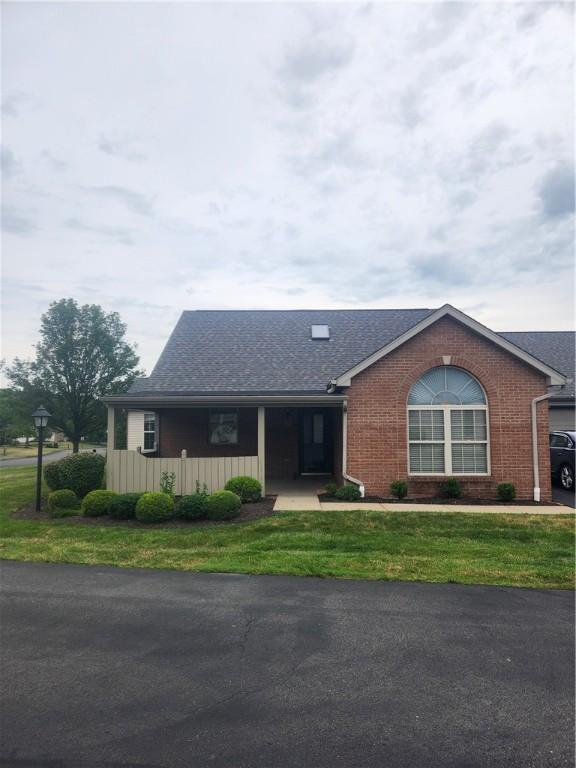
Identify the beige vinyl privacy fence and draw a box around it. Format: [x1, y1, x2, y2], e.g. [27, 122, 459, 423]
[106, 450, 260, 495]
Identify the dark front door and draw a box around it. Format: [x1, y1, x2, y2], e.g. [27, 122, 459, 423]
[299, 410, 333, 475]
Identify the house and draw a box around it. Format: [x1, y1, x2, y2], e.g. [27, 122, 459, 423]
[102, 305, 572, 502]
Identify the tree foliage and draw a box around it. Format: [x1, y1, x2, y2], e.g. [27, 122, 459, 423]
[6, 299, 141, 451]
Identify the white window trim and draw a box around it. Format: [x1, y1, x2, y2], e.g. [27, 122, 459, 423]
[407, 404, 491, 476]
[142, 412, 157, 454]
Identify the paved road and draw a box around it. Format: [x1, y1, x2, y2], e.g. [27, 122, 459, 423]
[1, 563, 573, 768]
[553, 484, 576, 509]
[0, 446, 105, 468]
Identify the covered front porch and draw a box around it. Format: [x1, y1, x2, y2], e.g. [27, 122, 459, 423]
[105, 396, 346, 496]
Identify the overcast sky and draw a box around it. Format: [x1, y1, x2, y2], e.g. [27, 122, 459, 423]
[2, 1, 574, 376]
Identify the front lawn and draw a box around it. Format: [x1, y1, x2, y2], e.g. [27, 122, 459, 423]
[1, 466, 574, 589]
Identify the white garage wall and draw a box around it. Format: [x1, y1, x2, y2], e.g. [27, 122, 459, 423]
[549, 406, 576, 432]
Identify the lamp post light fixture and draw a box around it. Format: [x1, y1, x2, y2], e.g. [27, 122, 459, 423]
[32, 406, 51, 512]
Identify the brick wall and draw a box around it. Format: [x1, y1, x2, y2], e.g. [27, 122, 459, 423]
[158, 408, 257, 458]
[345, 316, 552, 501]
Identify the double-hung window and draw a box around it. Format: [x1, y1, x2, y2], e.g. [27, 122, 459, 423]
[143, 413, 157, 452]
[407, 366, 489, 475]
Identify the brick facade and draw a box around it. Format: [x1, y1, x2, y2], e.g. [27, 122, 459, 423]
[345, 316, 552, 501]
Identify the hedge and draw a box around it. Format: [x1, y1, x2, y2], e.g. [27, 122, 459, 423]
[224, 476, 262, 503]
[135, 492, 174, 523]
[44, 453, 106, 498]
[206, 490, 241, 520]
[82, 489, 117, 517]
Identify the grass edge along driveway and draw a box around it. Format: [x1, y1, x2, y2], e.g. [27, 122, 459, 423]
[0, 466, 573, 589]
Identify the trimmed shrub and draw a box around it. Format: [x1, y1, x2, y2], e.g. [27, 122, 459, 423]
[390, 480, 408, 500]
[206, 490, 242, 520]
[44, 462, 65, 491]
[324, 482, 338, 497]
[82, 489, 117, 517]
[48, 489, 80, 518]
[335, 484, 362, 501]
[176, 493, 209, 520]
[224, 476, 262, 503]
[109, 492, 142, 520]
[135, 492, 174, 523]
[497, 482, 516, 502]
[44, 453, 105, 498]
[439, 478, 462, 499]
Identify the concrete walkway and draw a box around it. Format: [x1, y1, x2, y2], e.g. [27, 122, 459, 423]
[274, 496, 574, 514]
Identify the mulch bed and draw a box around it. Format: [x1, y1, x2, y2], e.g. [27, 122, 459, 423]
[318, 494, 558, 506]
[12, 496, 278, 528]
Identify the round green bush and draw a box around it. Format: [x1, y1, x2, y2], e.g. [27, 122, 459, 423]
[439, 478, 462, 499]
[176, 493, 209, 520]
[82, 489, 117, 517]
[224, 476, 262, 503]
[497, 482, 516, 502]
[109, 493, 142, 520]
[44, 453, 106, 498]
[48, 489, 80, 517]
[135, 492, 175, 523]
[44, 462, 65, 491]
[206, 490, 241, 520]
[390, 480, 408, 500]
[324, 482, 338, 497]
[334, 484, 362, 501]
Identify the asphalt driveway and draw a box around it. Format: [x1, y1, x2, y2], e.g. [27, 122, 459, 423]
[1, 563, 573, 768]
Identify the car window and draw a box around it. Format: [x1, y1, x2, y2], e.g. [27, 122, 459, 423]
[551, 434, 571, 448]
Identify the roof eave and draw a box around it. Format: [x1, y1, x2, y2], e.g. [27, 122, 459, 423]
[333, 304, 568, 387]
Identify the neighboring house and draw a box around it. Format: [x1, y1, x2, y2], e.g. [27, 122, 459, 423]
[102, 305, 571, 502]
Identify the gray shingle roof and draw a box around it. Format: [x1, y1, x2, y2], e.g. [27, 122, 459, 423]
[130, 309, 433, 394]
[126, 310, 574, 397]
[499, 331, 575, 400]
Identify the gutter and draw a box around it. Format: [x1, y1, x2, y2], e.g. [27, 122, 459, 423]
[341, 401, 365, 498]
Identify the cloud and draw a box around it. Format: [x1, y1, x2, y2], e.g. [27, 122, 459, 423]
[1, 91, 32, 117]
[64, 217, 134, 245]
[0, 146, 20, 177]
[84, 185, 154, 216]
[290, 130, 368, 177]
[1, 206, 38, 236]
[410, 253, 471, 287]
[538, 164, 575, 219]
[281, 38, 354, 83]
[97, 136, 146, 163]
[40, 150, 67, 172]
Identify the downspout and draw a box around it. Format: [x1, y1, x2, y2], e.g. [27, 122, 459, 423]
[341, 401, 365, 497]
[531, 392, 552, 502]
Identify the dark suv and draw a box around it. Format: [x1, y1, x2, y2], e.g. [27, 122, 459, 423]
[550, 431, 575, 490]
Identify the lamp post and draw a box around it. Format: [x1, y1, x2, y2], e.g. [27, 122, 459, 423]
[33, 406, 51, 512]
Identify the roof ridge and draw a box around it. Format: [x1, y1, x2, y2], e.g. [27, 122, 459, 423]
[181, 308, 435, 314]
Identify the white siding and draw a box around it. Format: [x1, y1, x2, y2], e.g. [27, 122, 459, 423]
[127, 411, 145, 451]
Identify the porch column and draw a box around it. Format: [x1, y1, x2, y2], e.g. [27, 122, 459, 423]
[257, 406, 266, 495]
[107, 406, 115, 452]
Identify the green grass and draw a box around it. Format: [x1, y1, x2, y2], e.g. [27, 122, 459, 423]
[1, 466, 574, 589]
[0, 445, 67, 460]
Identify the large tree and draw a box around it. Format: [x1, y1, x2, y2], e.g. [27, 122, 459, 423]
[7, 299, 142, 452]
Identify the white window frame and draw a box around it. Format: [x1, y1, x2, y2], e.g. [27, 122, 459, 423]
[407, 404, 491, 476]
[142, 412, 157, 453]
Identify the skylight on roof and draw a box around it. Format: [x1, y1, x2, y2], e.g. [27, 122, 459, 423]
[311, 324, 330, 340]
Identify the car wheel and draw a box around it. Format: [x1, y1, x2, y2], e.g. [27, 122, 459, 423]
[560, 464, 574, 490]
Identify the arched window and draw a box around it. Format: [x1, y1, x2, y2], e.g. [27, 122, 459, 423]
[407, 366, 489, 475]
